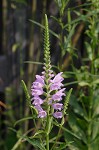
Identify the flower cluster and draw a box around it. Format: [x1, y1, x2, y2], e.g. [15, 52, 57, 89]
[31, 14, 66, 119]
[31, 72, 65, 118]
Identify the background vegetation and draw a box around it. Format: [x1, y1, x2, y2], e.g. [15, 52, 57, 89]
[0, 0, 99, 149]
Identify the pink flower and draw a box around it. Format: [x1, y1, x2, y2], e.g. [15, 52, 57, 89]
[50, 72, 64, 90]
[52, 103, 63, 110]
[31, 88, 43, 96]
[51, 72, 64, 83]
[38, 110, 47, 118]
[53, 112, 63, 118]
[31, 71, 66, 119]
[35, 75, 45, 84]
[32, 96, 43, 105]
[50, 83, 63, 90]
[34, 105, 43, 112]
[52, 88, 66, 101]
[32, 81, 44, 88]
[31, 74, 44, 96]
[34, 105, 47, 118]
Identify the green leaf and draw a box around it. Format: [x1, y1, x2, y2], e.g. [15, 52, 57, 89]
[63, 88, 73, 115]
[78, 81, 90, 87]
[25, 137, 46, 150]
[21, 80, 38, 116]
[63, 10, 99, 29]
[11, 131, 26, 150]
[24, 61, 43, 65]
[64, 129, 87, 150]
[69, 95, 87, 119]
[68, 112, 87, 144]
[92, 121, 99, 141]
[85, 42, 93, 60]
[29, 20, 59, 39]
[90, 134, 99, 150]
[51, 16, 61, 24]
[92, 79, 99, 85]
[21, 80, 31, 105]
[31, 130, 45, 138]
[53, 142, 68, 150]
[63, 24, 77, 54]
[64, 81, 79, 86]
[8, 127, 17, 133]
[64, 130, 87, 150]
[11, 137, 22, 150]
[62, 126, 82, 140]
[93, 90, 99, 118]
[94, 58, 99, 69]
[14, 117, 33, 126]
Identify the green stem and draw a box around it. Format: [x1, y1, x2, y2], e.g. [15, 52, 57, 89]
[46, 106, 53, 150]
[51, 117, 64, 150]
[46, 113, 50, 150]
[46, 132, 49, 150]
[51, 127, 61, 150]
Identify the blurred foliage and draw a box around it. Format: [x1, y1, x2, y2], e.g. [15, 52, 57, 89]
[0, 0, 99, 149]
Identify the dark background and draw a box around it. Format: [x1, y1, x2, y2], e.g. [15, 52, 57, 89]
[0, 0, 86, 149]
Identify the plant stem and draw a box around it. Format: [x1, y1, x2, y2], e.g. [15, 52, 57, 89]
[46, 132, 49, 150]
[46, 113, 50, 150]
[51, 127, 62, 150]
[51, 117, 64, 150]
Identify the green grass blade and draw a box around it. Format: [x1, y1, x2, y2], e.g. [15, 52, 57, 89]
[14, 116, 33, 127]
[29, 19, 59, 39]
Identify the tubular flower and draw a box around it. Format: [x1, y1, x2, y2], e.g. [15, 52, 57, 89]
[34, 105, 47, 118]
[32, 96, 43, 105]
[31, 15, 66, 119]
[31, 72, 65, 119]
[52, 103, 63, 111]
[50, 72, 64, 90]
[31, 75, 44, 96]
[52, 88, 66, 101]
[53, 111, 63, 119]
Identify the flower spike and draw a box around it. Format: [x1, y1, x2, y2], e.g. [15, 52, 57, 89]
[31, 15, 66, 119]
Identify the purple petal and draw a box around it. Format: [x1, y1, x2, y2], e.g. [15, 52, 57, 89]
[34, 105, 43, 112]
[52, 94, 62, 101]
[51, 72, 64, 83]
[56, 88, 66, 95]
[38, 110, 47, 118]
[52, 103, 63, 110]
[50, 83, 63, 90]
[31, 88, 43, 96]
[32, 97, 43, 105]
[36, 75, 44, 84]
[53, 111, 63, 118]
[52, 88, 66, 101]
[32, 81, 44, 88]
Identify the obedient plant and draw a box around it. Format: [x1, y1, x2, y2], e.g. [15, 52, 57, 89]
[31, 15, 65, 119]
[30, 14, 72, 150]
[31, 72, 65, 118]
[19, 14, 72, 150]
